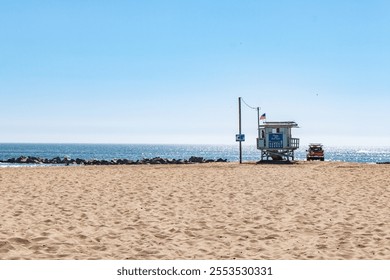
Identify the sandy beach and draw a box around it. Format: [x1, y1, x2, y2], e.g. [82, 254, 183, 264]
[0, 161, 389, 260]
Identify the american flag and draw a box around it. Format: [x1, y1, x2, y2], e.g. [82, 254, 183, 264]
[260, 113, 266, 120]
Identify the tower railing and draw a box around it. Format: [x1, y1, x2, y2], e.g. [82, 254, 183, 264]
[289, 138, 300, 149]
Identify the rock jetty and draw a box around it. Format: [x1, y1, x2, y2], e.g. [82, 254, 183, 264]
[0, 156, 228, 165]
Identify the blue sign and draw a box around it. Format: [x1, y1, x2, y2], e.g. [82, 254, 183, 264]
[269, 133, 283, 142]
[236, 134, 245, 142]
[268, 133, 283, 148]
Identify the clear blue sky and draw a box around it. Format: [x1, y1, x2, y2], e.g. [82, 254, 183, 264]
[1, 0, 390, 146]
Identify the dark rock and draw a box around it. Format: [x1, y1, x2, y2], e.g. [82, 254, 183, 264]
[75, 158, 85, 164]
[1, 156, 229, 166]
[151, 157, 166, 164]
[63, 157, 71, 164]
[92, 160, 101, 165]
[27, 157, 41, 164]
[189, 156, 204, 163]
[124, 159, 135, 165]
[16, 156, 28, 163]
[51, 157, 62, 164]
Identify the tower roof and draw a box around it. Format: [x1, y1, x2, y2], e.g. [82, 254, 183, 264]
[260, 121, 299, 128]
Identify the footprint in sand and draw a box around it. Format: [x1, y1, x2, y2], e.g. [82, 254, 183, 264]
[0, 241, 16, 254]
[8, 237, 31, 246]
[31, 237, 49, 242]
[44, 245, 60, 254]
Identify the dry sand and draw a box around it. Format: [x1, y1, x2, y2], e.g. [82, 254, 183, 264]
[0, 161, 389, 260]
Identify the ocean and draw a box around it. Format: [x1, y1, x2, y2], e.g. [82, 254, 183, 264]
[1, 143, 390, 167]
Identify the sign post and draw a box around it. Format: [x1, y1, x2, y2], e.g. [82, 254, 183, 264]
[238, 97, 242, 164]
[237, 97, 258, 164]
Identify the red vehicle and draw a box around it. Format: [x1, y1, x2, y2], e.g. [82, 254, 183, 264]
[306, 144, 324, 161]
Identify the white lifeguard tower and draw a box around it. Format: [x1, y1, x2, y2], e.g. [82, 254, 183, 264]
[257, 121, 300, 161]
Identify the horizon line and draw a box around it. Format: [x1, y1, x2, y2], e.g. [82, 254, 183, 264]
[0, 142, 390, 148]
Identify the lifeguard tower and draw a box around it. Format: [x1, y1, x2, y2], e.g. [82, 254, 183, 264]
[257, 121, 300, 161]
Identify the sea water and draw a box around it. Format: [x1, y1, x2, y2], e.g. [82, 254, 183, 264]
[0, 143, 390, 166]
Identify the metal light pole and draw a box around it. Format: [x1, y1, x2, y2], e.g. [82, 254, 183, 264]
[238, 97, 242, 164]
[257, 107, 260, 141]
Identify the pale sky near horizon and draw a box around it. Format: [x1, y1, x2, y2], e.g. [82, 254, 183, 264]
[1, 1, 390, 146]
